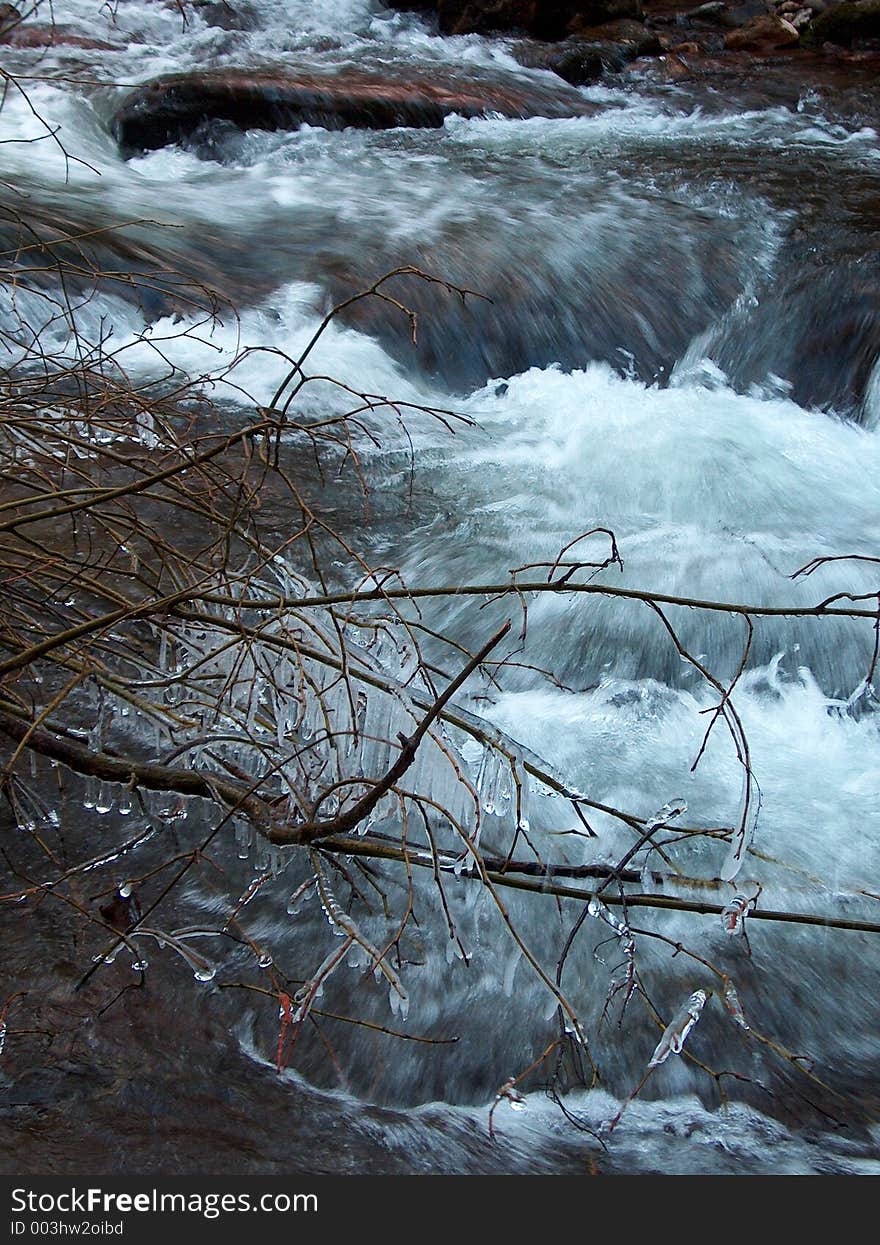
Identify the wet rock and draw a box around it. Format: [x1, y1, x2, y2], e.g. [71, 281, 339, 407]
[388, 1, 643, 39]
[531, 29, 662, 81]
[657, 25, 727, 48]
[0, 4, 20, 33]
[112, 69, 591, 157]
[564, 15, 661, 43]
[724, 12, 801, 48]
[803, 0, 880, 44]
[544, 40, 626, 80]
[0, 9, 119, 50]
[677, 0, 769, 26]
[667, 36, 708, 51]
[787, 7, 816, 29]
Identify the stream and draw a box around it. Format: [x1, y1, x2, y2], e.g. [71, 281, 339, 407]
[1, 0, 879, 1175]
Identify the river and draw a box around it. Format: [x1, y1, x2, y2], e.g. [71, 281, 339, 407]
[1, 0, 879, 1175]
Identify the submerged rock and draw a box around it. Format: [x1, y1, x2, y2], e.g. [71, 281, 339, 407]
[112, 69, 591, 157]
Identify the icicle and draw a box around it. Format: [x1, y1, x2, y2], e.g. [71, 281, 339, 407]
[83, 774, 98, 810]
[388, 982, 410, 1021]
[266, 845, 287, 877]
[95, 782, 113, 815]
[135, 409, 159, 448]
[721, 775, 760, 882]
[347, 690, 368, 760]
[234, 820, 252, 860]
[502, 948, 522, 997]
[253, 837, 271, 875]
[0, 1020, 6, 1056]
[477, 750, 507, 817]
[117, 787, 133, 816]
[722, 978, 750, 1030]
[648, 989, 709, 1068]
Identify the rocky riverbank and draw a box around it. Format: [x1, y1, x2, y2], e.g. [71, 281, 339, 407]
[3, 0, 879, 99]
[386, 0, 880, 85]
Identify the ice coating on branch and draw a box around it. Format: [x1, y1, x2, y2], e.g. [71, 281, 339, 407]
[588, 896, 637, 1012]
[648, 989, 709, 1067]
[721, 893, 755, 937]
[286, 879, 316, 917]
[133, 927, 217, 983]
[644, 797, 687, 832]
[495, 1077, 526, 1112]
[312, 854, 408, 1016]
[292, 938, 354, 1026]
[587, 895, 630, 938]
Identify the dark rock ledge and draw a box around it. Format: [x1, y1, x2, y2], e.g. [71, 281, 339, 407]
[111, 68, 594, 157]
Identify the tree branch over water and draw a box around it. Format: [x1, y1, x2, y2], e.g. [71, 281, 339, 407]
[1, 62, 878, 1139]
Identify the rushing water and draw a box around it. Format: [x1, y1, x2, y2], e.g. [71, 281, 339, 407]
[2, 0, 880, 1174]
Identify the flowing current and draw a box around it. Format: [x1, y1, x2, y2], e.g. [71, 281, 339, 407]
[2, 0, 880, 1174]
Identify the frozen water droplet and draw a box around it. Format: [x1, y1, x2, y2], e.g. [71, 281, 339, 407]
[258, 953, 273, 969]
